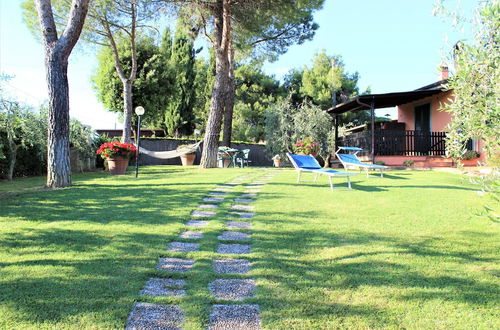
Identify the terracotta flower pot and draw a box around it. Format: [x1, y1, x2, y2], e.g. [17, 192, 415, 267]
[107, 157, 130, 175]
[461, 158, 479, 166]
[180, 153, 196, 166]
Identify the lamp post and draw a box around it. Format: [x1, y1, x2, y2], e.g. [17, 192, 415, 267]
[135, 106, 145, 178]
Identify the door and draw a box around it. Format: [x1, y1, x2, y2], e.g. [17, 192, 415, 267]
[414, 104, 431, 154]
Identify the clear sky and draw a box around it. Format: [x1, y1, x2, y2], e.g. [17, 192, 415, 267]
[0, 0, 475, 129]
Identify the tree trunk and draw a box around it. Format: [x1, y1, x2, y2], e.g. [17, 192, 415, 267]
[35, 0, 89, 188]
[222, 42, 235, 147]
[6, 142, 17, 181]
[45, 51, 72, 188]
[122, 79, 133, 143]
[199, 0, 231, 168]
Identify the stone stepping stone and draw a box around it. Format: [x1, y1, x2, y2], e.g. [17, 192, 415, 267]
[179, 231, 204, 239]
[217, 231, 250, 241]
[198, 204, 219, 209]
[191, 210, 216, 217]
[217, 243, 251, 255]
[234, 198, 254, 203]
[231, 204, 255, 211]
[157, 257, 195, 273]
[140, 278, 186, 297]
[240, 193, 257, 198]
[208, 304, 261, 330]
[225, 182, 239, 186]
[209, 279, 256, 301]
[204, 197, 224, 203]
[209, 192, 228, 196]
[126, 303, 184, 330]
[226, 221, 252, 229]
[213, 258, 251, 274]
[229, 212, 255, 219]
[168, 241, 199, 252]
[186, 220, 209, 228]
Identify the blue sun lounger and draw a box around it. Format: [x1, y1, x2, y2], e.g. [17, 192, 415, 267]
[286, 153, 358, 190]
[335, 146, 388, 177]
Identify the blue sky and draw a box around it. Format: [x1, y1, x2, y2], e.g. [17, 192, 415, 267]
[0, 1, 475, 129]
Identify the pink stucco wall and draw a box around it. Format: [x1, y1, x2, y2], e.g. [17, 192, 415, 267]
[397, 91, 454, 131]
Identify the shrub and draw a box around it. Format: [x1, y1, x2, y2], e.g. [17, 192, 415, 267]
[403, 160, 414, 167]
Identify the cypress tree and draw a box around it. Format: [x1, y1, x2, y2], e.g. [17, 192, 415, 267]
[164, 22, 196, 137]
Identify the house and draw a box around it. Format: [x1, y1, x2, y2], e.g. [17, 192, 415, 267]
[327, 67, 484, 167]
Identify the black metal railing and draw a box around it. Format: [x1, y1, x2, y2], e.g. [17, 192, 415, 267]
[337, 130, 448, 156]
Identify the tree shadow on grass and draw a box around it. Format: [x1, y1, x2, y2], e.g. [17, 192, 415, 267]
[250, 225, 499, 327]
[0, 229, 171, 327]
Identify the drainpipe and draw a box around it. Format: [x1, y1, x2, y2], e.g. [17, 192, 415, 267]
[356, 98, 376, 163]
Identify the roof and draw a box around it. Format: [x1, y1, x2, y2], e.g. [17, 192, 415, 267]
[326, 79, 450, 115]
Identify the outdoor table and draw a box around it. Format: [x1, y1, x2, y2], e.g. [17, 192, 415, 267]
[218, 148, 240, 167]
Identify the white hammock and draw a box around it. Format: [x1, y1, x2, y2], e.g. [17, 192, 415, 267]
[137, 140, 202, 160]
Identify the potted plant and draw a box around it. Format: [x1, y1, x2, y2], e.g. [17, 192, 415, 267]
[293, 137, 320, 156]
[461, 150, 480, 166]
[272, 154, 282, 167]
[177, 144, 197, 166]
[96, 141, 137, 175]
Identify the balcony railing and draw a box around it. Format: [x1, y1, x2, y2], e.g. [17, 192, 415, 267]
[338, 130, 449, 156]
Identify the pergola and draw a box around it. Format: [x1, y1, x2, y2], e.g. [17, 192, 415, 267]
[326, 89, 443, 162]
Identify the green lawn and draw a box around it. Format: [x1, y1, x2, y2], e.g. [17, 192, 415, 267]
[0, 167, 498, 329]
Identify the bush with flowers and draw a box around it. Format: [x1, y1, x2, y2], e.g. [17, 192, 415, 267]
[96, 142, 137, 160]
[293, 137, 320, 155]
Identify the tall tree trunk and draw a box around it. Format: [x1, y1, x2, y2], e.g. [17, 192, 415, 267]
[35, 0, 89, 188]
[200, 0, 231, 168]
[122, 79, 133, 143]
[222, 41, 235, 147]
[45, 52, 72, 187]
[6, 142, 17, 181]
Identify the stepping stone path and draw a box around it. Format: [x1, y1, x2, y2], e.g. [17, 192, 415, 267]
[226, 221, 252, 229]
[198, 204, 219, 209]
[168, 241, 199, 252]
[231, 204, 255, 211]
[140, 278, 186, 297]
[179, 231, 203, 239]
[234, 198, 254, 203]
[191, 210, 216, 218]
[209, 192, 228, 196]
[209, 279, 256, 300]
[217, 243, 251, 255]
[127, 303, 184, 330]
[218, 231, 250, 241]
[229, 212, 256, 219]
[204, 197, 225, 203]
[208, 304, 261, 330]
[157, 257, 195, 273]
[186, 220, 209, 227]
[126, 170, 279, 329]
[213, 258, 251, 274]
